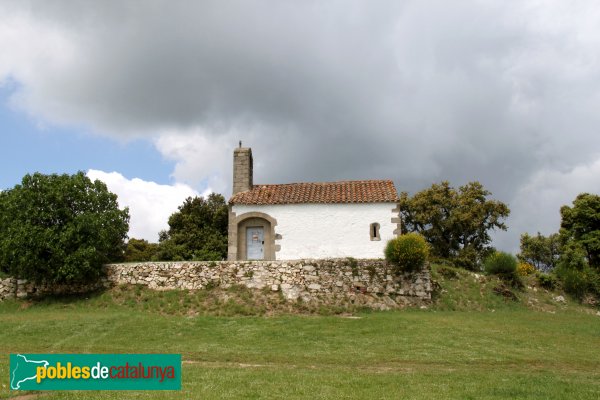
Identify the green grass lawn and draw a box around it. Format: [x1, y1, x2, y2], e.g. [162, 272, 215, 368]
[1, 298, 599, 399]
[1, 266, 599, 399]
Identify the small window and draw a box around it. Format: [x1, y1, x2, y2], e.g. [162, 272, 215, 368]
[370, 222, 380, 241]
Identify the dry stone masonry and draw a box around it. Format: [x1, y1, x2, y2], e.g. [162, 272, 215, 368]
[0, 276, 105, 300]
[0, 259, 432, 309]
[0, 277, 16, 300]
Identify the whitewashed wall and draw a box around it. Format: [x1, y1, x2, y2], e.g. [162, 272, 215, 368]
[232, 203, 398, 259]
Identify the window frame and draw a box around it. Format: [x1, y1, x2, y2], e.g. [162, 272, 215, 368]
[370, 222, 381, 241]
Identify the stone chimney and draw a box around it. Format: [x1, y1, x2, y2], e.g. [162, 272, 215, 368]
[232, 145, 253, 195]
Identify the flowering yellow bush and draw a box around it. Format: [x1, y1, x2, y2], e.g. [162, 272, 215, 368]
[384, 233, 429, 272]
[517, 262, 535, 276]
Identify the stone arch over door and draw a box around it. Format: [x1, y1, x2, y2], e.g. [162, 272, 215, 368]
[233, 212, 278, 261]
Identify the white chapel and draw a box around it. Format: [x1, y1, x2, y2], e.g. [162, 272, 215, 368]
[227, 145, 401, 261]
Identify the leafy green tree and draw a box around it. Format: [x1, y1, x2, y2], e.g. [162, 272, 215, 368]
[156, 194, 228, 261]
[399, 181, 510, 270]
[554, 241, 599, 301]
[0, 172, 129, 284]
[557, 241, 587, 271]
[560, 193, 600, 269]
[124, 238, 159, 262]
[518, 232, 561, 272]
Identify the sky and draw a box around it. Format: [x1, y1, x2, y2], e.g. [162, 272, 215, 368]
[1, 1, 599, 249]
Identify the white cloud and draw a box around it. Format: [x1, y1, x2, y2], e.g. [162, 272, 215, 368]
[0, 4, 78, 122]
[154, 128, 235, 195]
[153, 122, 279, 196]
[87, 169, 200, 242]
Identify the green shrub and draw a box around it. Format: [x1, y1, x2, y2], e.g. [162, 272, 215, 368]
[452, 246, 480, 271]
[484, 251, 522, 287]
[385, 233, 429, 272]
[591, 271, 600, 296]
[484, 251, 517, 276]
[557, 267, 589, 300]
[556, 266, 600, 301]
[536, 272, 557, 290]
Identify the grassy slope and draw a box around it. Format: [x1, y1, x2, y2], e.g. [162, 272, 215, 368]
[431, 263, 598, 314]
[0, 265, 599, 399]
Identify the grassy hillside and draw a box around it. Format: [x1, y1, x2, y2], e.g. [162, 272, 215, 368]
[431, 263, 598, 315]
[0, 265, 599, 399]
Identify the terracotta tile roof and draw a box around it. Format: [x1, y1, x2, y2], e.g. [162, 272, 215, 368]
[229, 180, 399, 205]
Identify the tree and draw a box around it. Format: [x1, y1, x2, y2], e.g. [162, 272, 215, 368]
[156, 194, 228, 261]
[560, 193, 600, 269]
[124, 238, 159, 262]
[518, 232, 561, 272]
[0, 172, 129, 284]
[399, 181, 510, 270]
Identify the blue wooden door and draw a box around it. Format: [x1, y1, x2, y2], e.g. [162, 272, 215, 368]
[246, 227, 264, 260]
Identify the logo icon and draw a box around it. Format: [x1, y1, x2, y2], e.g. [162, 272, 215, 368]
[11, 354, 49, 390]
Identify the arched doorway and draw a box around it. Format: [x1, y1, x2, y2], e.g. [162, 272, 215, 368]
[234, 212, 277, 260]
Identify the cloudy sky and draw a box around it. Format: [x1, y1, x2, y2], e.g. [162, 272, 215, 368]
[1, 1, 599, 249]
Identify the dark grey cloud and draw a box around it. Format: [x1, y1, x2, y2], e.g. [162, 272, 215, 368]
[2, 0, 600, 251]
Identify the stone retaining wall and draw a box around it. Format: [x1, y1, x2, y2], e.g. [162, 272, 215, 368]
[0, 276, 106, 300]
[0, 259, 432, 309]
[0, 277, 17, 300]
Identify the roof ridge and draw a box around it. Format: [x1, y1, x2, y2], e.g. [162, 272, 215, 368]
[253, 179, 394, 186]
